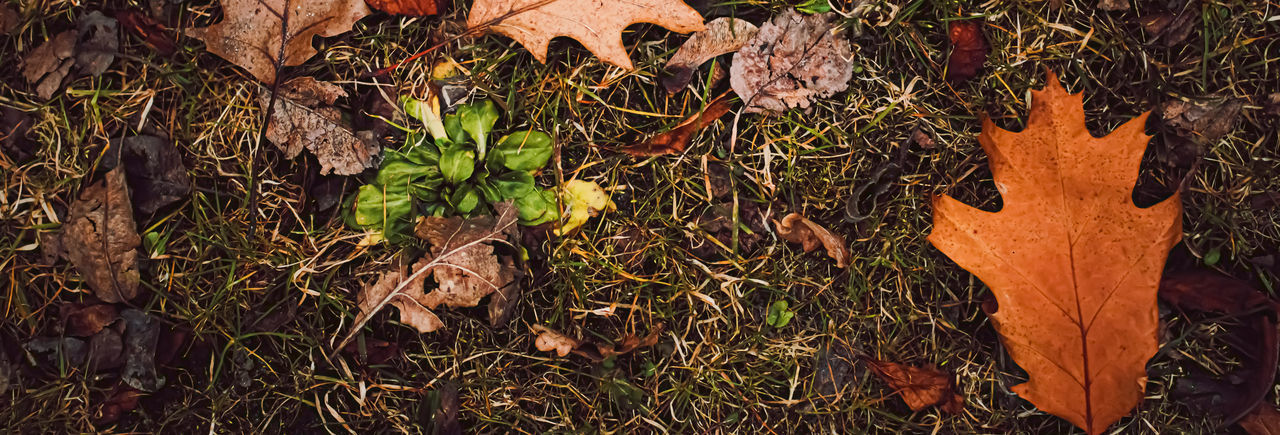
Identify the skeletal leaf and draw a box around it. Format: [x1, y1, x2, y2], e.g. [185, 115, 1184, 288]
[729, 11, 852, 114]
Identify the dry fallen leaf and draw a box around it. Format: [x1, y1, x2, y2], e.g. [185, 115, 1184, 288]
[261, 77, 380, 175]
[945, 20, 988, 84]
[1140, 5, 1198, 48]
[467, 0, 705, 70]
[1242, 406, 1280, 435]
[0, 4, 18, 36]
[616, 92, 733, 157]
[21, 30, 77, 99]
[532, 324, 580, 357]
[77, 11, 119, 77]
[1161, 98, 1245, 145]
[864, 358, 965, 413]
[531, 324, 664, 361]
[662, 17, 759, 94]
[61, 167, 142, 303]
[928, 72, 1182, 434]
[730, 10, 852, 114]
[773, 212, 850, 268]
[340, 203, 519, 349]
[188, 0, 372, 84]
[366, 0, 444, 16]
[62, 303, 120, 337]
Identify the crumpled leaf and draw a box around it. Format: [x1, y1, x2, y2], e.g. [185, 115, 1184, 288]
[556, 180, 615, 235]
[1140, 4, 1198, 48]
[60, 167, 142, 303]
[20, 30, 77, 99]
[367, 0, 444, 16]
[356, 257, 441, 334]
[93, 386, 143, 425]
[864, 358, 965, 413]
[616, 92, 733, 157]
[62, 303, 120, 337]
[773, 212, 849, 268]
[121, 309, 165, 392]
[76, 11, 119, 77]
[1241, 406, 1280, 435]
[729, 10, 852, 114]
[188, 0, 372, 84]
[946, 20, 988, 84]
[532, 324, 580, 357]
[928, 72, 1182, 434]
[662, 17, 759, 94]
[467, 0, 705, 70]
[261, 77, 380, 175]
[102, 135, 192, 215]
[1161, 98, 1245, 145]
[531, 324, 664, 361]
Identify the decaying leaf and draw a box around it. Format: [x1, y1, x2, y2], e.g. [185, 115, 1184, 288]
[115, 9, 177, 56]
[616, 92, 733, 157]
[61, 167, 142, 303]
[122, 309, 165, 392]
[864, 358, 965, 413]
[341, 203, 519, 349]
[0, 4, 18, 36]
[532, 324, 580, 357]
[21, 30, 77, 99]
[928, 72, 1182, 434]
[1140, 5, 1198, 48]
[467, 0, 705, 70]
[1241, 406, 1280, 435]
[531, 324, 664, 361]
[1161, 98, 1245, 145]
[62, 303, 120, 337]
[93, 386, 143, 425]
[729, 11, 853, 114]
[261, 77, 380, 175]
[773, 213, 850, 268]
[946, 20, 988, 84]
[188, 0, 372, 84]
[366, 0, 444, 16]
[813, 339, 858, 405]
[433, 381, 462, 435]
[2, 107, 38, 162]
[557, 180, 615, 235]
[662, 17, 759, 94]
[102, 135, 192, 215]
[76, 11, 119, 77]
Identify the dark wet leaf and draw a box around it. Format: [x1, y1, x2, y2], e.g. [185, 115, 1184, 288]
[1, 107, 38, 162]
[1241, 405, 1280, 435]
[341, 337, 400, 365]
[20, 30, 77, 99]
[93, 386, 142, 425]
[115, 10, 176, 56]
[0, 3, 17, 36]
[433, 380, 461, 435]
[812, 340, 857, 405]
[1161, 98, 1245, 146]
[76, 11, 118, 77]
[946, 20, 988, 84]
[102, 135, 192, 215]
[122, 309, 165, 392]
[1140, 4, 1199, 47]
[61, 303, 120, 337]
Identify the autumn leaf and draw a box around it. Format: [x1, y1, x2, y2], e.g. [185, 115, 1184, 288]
[928, 72, 1182, 434]
[20, 30, 77, 99]
[188, 0, 372, 84]
[366, 0, 444, 16]
[260, 77, 380, 175]
[466, 0, 705, 70]
[663, 17, 759, 94]
[1242, 406, 1280, 435]
[615, 92, 733, 157]
[945, 20, 987, 84]
[729, 11, 853, 114]
[531, 324, 664, 361]
[773, 213, 849, 268]
[59, 168, 143, 303]
[864, 358, 965, 413]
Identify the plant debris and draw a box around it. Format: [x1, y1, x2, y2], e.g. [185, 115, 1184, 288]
[102, 135, 192, 215]
[663, 17, 759, 94]
[76, 11, 119, 77]
[20, 30, 77, 99]
[945, 19, 988, 84]
[57, 168, 142, 303]
[864, 357, 965, 413]
[773, 212, 850, 268]
[729, 10, 853, 114]
[531, 323, 664, 361]
[260, 77, 381, 175]
[616, 92, 733, 157]
[1161, 98, 1245, 145]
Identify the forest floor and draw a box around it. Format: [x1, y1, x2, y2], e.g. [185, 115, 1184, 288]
[2, 0, 1279, 433]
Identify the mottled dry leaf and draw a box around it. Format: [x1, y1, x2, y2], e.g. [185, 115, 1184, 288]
[62, 168, 142, 303]
[945, 20, 987, 84]
[356, 257, 442, 334]
[367, 0, 444, 16]
[468, 0, 705, 70]
[261, 77, 380, 175]
[77, 11, 118, 77]
[729, 11, 852, 114]
[188, 0, 372, 84]
[773, 213, 849, 268]
[21, 30, 77, 99]
[928, 72, 1182, 434]
[616, 92, 733, 157]
[662, 17, 758, 94]
[865, 358, 964, 413]
[1161, 98, 1244, 145]
[532, 324, 580, 357]
[531, 324, 663, 360]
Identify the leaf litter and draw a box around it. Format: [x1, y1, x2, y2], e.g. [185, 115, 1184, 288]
[773, 212, 850, 268]
[729, 10, 853, 114]
[54, 167, 143, 303]
[260, 77, 381, 175]
[662, 17, 759, 94]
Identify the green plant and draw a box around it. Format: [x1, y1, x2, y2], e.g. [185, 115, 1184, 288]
[766, 300, 794, 328]
[346, 98, 558, 242]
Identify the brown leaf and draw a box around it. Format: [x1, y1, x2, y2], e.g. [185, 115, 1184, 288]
[93, 386, 143, 425]
[865, 358, 965, 413]
[1161, 98, 1245, 146]
[341, 337, 401, 365]
[662, 17, 759, 94]
[0, 4, 18, 36]
[2, 107, 38, 162]
[433, 381, 461, 435]
[366, 0, 444, 16]
[20, 30, 77, 99]
[357, 257, 442, 334]
[945, 20, 988, 84]
[730, 11, 852, 114]
[1140, 5, 1198, 47]
[115, 10, 177, 56]
[1160, 270, 1278, 316]
[61, 168, 142, 303]
[616, 92, 733, 157]
[1097, 0, 1129, 11]
[188, 0, 372, 84]
[532, 324, 580, 357]
[773, 213, 850, 268]
[76, 11, 119, 77]
[1242, 406, 1280, 435]
[467, 0, 705, 70]
[261, 77, 380, 175]
[928, 71, 1182, 434]
[62, 303, 120, 337]
[531, 324, 664, 361]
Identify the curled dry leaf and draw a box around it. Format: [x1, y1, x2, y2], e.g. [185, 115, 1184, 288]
[261, 77, 380, 175]
[188, 0, 372, 84]
[928, 72, 1182, 434]
[616, 92, 734, 157]
[1161, 98, 1245, 145]
[21, 30, 77, 99]
[62, 303, 120, 337]
[467, 0, 705, 70]
[366, 0, 444, 16]
[662, 17, 759, 94]
[945, 20, 988, 84]
[357, 257, 442, 334]
[773, 213, 850, 268]
[864, 358, 965, 413]
[730, 11, 853, 114]
[531, 324, 664, 361]
[60, 167, 142, 303]
[532, 324, 580, 357]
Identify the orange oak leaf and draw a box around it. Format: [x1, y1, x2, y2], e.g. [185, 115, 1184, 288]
[366, 0, 444, 16]
[466, 0, 705, 70]
[927, 72, 1182, 434]
[188, 0, 372, 84]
